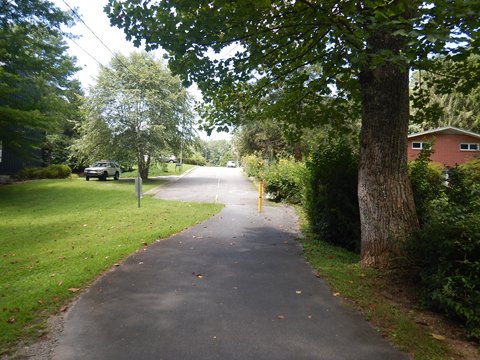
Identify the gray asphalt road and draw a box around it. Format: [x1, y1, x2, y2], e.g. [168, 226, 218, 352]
[53, 167, 407, 360]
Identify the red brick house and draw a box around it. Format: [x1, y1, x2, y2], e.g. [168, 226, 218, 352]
[407, 126, 480, 167]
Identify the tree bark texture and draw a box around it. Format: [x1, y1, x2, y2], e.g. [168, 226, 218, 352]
[358, 29, 419, 268]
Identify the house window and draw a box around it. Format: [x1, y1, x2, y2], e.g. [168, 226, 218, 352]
[459, 143, 480, 151]
[411, 142, 431, 150]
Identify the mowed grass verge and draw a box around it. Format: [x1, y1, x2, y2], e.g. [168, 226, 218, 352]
[0, 178, 223, 353]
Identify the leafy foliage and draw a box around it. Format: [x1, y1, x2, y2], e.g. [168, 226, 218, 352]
[0, 0, 82, 153]
[198, 139, 233, 166]
[408, 146, 445, 224]
[241, 154, 266, 179]
[183, 152, 207, 166]
[406, 156, 480, 340]
[263, 158, 306, 204]
[17, 164, 72, 180]
[411, 56, 480, 132]
[106, 0, 479, 132]
[305, 141, 360, 252]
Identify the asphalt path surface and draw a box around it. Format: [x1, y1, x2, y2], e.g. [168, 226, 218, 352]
[54, 167, 407, 360]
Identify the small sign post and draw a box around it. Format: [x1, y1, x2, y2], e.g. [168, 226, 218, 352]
[135, 176, 142, 208]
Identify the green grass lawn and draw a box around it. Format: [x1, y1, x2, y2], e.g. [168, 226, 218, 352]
[121, 163, 196, 178]
[0, 177, 222, 353]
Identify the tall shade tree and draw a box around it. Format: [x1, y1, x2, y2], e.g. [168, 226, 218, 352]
[106, 1, 480, 267]
[0, 0, 81, 153]
[75, 52, 194, 180]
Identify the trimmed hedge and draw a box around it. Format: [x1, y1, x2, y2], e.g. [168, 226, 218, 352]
[17, 165, 72, 180]
[305, 142, 360, 252]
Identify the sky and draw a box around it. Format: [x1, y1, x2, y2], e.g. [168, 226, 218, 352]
[51, 0, 231, 140]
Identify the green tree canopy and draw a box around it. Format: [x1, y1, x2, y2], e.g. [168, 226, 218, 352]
[198, 139, 232, 166]
[411, 55, 480, 133]
[0, 0, 82, 153]
[105, 0, 480, 267]
[73, 52, 195, 179]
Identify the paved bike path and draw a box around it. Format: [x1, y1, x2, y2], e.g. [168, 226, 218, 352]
[54, 168, 407, 359]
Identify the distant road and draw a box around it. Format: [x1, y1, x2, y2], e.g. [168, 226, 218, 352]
[153, 166, 257, 205]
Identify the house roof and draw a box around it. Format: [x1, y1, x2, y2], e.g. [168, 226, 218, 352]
[408, 126, 480, 140]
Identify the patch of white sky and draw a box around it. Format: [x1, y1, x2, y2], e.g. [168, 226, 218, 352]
[52, 0, 231, 140]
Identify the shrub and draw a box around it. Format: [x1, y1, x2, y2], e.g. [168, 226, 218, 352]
[406, 153, 480, 340]
[304, 141, 360, 252]
[405, 199, 480, 340]
[263, 158, 306, 204]
[408, 147, 445, 224]
[459, 158, 480, 185]
[241, 154, 265, 179]
[183, 153, 207, 166]
[17, 165, 72, 180]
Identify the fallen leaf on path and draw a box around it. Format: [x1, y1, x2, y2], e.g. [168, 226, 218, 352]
[196, 274, 203, 279]
[60, 305, 68, 312]
[333, 292, 340, 297]
[295, 290, 302, 294]
[307, 315, 313, 320]
[277, 315, 285, 320]
[431, 333, 446, 341]
[68, 288, 80, 293]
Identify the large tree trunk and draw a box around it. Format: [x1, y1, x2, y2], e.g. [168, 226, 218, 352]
[358, 27, 419, 268]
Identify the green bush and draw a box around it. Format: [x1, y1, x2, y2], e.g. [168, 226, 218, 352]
[406, 153, 480, 340]
[408, 147, 445, 224]
[241, 154, 265, 179]
[263, 158, 306, 204]
[17, 165, 72, 180]
[304, 142, 360, 252]
[459, 158, 480, 185]
[184, 153, 207, 166]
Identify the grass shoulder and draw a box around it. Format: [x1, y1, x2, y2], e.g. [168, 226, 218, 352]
[294, 206, 479, 360]
[0, 177, 222, 354]
[121, 163, 196, 178]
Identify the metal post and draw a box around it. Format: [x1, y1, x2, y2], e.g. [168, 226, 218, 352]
[258, 180, 264, 213]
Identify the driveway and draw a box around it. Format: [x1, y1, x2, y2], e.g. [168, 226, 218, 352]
[53, 167, 407, 359]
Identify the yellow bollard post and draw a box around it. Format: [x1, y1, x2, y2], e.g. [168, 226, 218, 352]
[258, 180, 264, 213]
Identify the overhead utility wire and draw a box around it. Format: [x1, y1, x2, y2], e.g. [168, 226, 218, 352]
[61, 0, 136, 78]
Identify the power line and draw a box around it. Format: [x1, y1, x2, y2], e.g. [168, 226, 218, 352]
[61, 0, 136, 79]
[61, 0, 118, 61]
